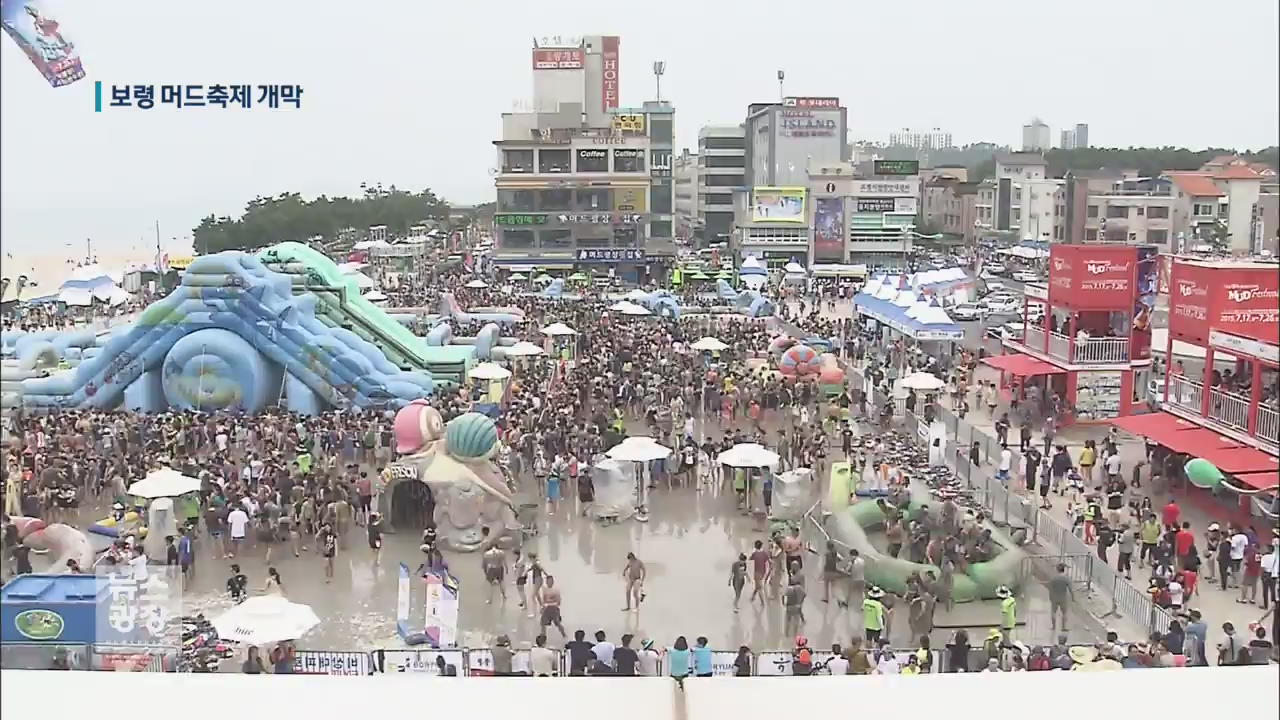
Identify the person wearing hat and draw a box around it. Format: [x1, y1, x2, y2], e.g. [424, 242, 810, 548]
[863, 586, 886, 645]
[637, 638, 660, 677]
[997, 585, 1017, 640]
[490, 634, 514, 676]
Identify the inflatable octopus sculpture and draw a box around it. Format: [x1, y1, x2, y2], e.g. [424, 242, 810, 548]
[381, 399, 518, 553]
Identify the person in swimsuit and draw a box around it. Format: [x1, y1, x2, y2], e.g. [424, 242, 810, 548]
[482, 528, 507, 605]
[539, 575, 566, 638]
[623, 552, 647, 611]
[512, 549, 530, 611]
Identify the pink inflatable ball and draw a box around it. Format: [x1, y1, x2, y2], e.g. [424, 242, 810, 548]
[393, 399, 445, 454]
[818, 364, 844, 385]
[778, 344, 821, 377]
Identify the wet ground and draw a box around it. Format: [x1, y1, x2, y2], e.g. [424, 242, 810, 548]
[56, 415, 1108, 656]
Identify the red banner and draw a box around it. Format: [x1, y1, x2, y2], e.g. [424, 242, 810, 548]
[1168, 260, 1212, 344]
[1213, 270, 1280, 345]
[1047, 245, 1137, 310]
[601, 36, 619, 112]
[532, 48, 584, 70]
[1168, 259, 1280, 347]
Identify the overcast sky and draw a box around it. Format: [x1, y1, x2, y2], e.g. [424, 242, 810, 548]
[2, 0, 1277, 270]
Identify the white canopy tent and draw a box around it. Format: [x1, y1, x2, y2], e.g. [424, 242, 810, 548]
[505, 341, 545, 357]
[541, 322, 578, 336]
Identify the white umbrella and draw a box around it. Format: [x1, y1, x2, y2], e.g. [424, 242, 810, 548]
[900, 371, 946, 391]
[212, 595, 320, 645]
[690, 336, 729, 352]
[350, 272, 378, 289]
[126, 468, 202, 499]
[606, 436, 673, 462]
[717, 443, 780, 468]
[509, 273, 528, 281]
[619, 303, 651, 316]
[363, 289, 388, 302]
[505, 341, 544, 357]
[624, 289, 649, 301]
[468, 362, 512, 381]
[534, 274, 554, 284]
[608, 300, 636, 311]
[541, 322, 578, 336]
[465, 279, 489, 289]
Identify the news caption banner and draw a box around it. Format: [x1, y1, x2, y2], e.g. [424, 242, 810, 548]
[94, 82, 303, 111]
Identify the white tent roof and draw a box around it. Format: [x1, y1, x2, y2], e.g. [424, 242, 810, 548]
[861, 278, 883, 296]
[943, 267, 966, 281]
[58, 287, 93, 306]
[740, 255, 765, 271]
[362, 289, 388, 301]
[336, 261, 368, 274]
[891, 290, 917, 308]
[916, 305, 957, 325]
[541, 322, 578, 336]
[873, 282, 899, 301]
[783, 262, 806, 274]
[350, 272, 378, 289]
[905, 300, 931, 319]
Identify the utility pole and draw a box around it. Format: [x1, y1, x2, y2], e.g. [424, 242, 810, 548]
[155, 220, 162, 272]
[777, 69, 785, 102]
[85, 237, 92, 263]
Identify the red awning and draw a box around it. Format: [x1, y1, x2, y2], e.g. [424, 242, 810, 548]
[1109, 413, 1242, 456]
[1196, 446, 1279, 475]
[982, 354, 1064, 377]
[1232, 470, 1279, 491]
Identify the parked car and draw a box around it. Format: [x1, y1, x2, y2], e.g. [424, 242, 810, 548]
[984, 296, 1022, 314]
[981, 262, 1007, 276]
[986, 321, 1026, 341]
[951, 302, 988, 321]
[1024, 304, 1046, 323]
[1011, 270, 1041, 283]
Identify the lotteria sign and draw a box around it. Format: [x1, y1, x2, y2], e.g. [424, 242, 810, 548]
[1047, 244, 1137, 309]
[1168, 259, 1280, 345]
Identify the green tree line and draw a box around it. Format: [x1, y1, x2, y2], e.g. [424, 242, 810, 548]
[192, 184, 451, 254]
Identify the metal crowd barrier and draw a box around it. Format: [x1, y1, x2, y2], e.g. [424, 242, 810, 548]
[846, 361, 1175, 638]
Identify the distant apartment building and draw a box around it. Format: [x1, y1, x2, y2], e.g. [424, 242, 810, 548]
[923, 177, 984, 243]
[1164, 168, 1265, 255]
[1079, 176, 1176, 247]
[1060, 123, 1089, 149]
[673, 149, 698, 241]
[1021, 118, 1050, 152]
[888, 127, 953, 150]
[1255, 189, 1279, 256]
[697, 124, 746, 246]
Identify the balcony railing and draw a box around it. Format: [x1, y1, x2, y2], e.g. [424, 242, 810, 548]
[1023, 325, 1046, 353]
[1073, 336, 1129, 364]
[1166, 375, 1203, 414]
[1258, 406, 1279, 446]
[1048, 331, 1071, 361]
[1208, 387, 1251, 432]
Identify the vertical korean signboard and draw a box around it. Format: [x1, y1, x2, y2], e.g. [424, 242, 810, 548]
[601, 35, 620, 112]
[813, 197, 844, 263]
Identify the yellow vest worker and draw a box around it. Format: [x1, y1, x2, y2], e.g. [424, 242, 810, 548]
[863, 592, 886, 632]
[997, 585, 1017, 633]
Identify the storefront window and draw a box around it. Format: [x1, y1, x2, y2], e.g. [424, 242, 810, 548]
[540, 229, 572, 249]
[539, 189, 572, 211]
[577, 236, 610, 248]
[576, 189, 610, 210]
[500, 230, 535, 249]
[613, 227, 638, 247]
[498, 190, 536, 212]
[538, 149, 571, 173]
[650, 220, 673, 239]
[613, 148, 645, 172]
[650, 181, 672, 214]
[576, 148, 608, 172]
[502, 149, 534, 173]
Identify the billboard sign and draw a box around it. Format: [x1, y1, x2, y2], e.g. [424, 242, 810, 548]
[494, 213, 549, 227]
[752, 187, 807, 223]
[601, 35, 620, 112]
[851, 181, 916, 196]
[532, 48, 584, 69]
[779, 109, 839, 138]
[612, 113, 645, 133]
[893, 197, 918, 214]
[577, 248, 645, 263]
[783, 96, 840, 109]
[856, 197, 895, 213]
[1215, 273, 1280, 344]
[874, 159, 920, 176]
[1132, 246, 1158, 360]
[650, 149, 672, 177]
[813, 197, 844, 262]
[1047, 245, 1136, 309]
[613, 187, 647, 213]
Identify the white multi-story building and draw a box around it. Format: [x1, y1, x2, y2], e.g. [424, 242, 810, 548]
[994, 152, 1050, 237]
[491, 36, 677, 282]
[673, 149, 698, 241]
[1021, 118, 1050, 152]
[697, 124, 746, 246]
